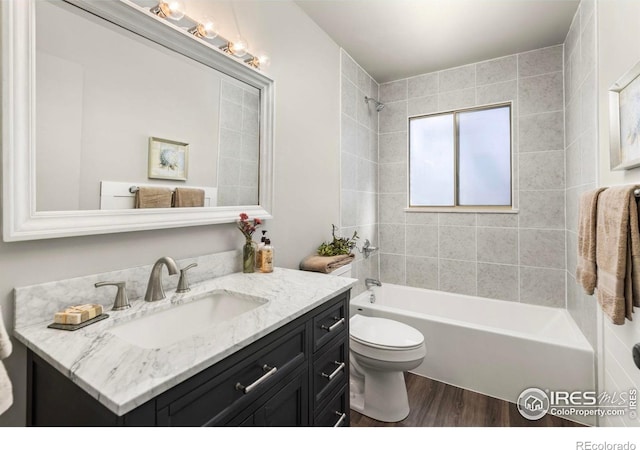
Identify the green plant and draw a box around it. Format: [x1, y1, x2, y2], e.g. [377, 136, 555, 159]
[317, 225, 358, 256]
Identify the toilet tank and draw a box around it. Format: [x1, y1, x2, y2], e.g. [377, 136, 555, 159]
[329, 263, 352, 277]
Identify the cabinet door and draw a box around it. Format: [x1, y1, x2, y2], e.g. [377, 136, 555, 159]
[254, 370, 309, 426]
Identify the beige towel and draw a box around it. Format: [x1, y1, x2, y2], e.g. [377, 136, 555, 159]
[134, 187, 173, 209]
[576, 187, 607, 294]
[173, 188, 205, 207]
[595, 186, 640, 325]
[299, 254, 355, 274]
[0, 306, 13, 416]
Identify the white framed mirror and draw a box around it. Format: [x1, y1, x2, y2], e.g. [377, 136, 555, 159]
[2, 0, 275, 241]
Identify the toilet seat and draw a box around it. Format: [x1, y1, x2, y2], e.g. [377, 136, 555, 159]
[350, 314, 424, 350]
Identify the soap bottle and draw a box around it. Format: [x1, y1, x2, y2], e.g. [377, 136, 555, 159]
[256, 231, 268, 271]
[259, 239, 274, 273]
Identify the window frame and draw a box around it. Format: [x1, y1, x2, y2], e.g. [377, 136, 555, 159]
[406, 101, 515, 213]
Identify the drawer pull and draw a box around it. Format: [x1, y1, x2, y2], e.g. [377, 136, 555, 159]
[235, 364, 278, 394]
[321, 361, 345, 381]
[333, 411, 347, 427]
[321, 317, 345, 333]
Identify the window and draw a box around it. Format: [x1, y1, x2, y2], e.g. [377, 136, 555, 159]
[408, 103, 512, 209]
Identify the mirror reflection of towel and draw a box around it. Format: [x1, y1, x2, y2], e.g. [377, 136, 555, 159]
[0, 306, 13, 416]
[134, 187, 173, 208]
[173, 188, 205, 207]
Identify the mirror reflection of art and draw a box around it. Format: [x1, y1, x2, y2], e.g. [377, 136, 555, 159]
[148, 137, 189, 181]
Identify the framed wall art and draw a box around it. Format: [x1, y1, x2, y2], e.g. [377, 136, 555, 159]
[148, 136, 189, 181]
[609, 60, 640, 170]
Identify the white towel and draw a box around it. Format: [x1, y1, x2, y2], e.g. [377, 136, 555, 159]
[0, 306, 13, 416]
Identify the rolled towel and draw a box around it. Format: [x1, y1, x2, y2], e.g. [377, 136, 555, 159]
[134, 187, 173, 208]
[299, 254, 355, 274]
[173, 187, 205, 207]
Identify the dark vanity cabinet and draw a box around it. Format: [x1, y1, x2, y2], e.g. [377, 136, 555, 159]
[27, 291, 351, 427]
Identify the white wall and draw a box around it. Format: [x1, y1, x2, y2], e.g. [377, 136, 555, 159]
[0, 0, 341, 426]
[596, 0, 640, 427]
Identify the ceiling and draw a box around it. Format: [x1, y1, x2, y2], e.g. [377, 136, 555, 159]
[295, 0, 579, 83]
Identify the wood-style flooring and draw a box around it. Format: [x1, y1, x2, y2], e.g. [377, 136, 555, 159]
[350, 373, 584, 427]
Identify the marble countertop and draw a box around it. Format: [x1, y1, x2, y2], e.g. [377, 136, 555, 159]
[13, 268, 356, 416]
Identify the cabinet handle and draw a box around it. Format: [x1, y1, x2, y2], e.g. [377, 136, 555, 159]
[333, 411, 347, 427]
[235, 364, 278, 394]
[321, 317, 345, 333]
[321, 361, 345, 381]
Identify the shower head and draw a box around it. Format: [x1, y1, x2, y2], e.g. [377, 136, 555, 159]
[364, 96, 385, 112]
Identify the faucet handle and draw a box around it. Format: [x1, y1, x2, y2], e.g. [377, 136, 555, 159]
[176, 263, 198, 293]
[95, 281, 130, 311]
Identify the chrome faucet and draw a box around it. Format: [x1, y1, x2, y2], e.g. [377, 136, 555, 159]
[365, 278, 382, 289]
[144, 256, 179, 302]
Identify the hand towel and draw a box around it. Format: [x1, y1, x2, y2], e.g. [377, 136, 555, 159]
[299, 254, 355, 274]
[0, 306, 13, 416]
[134, 187, 173, 209]
[173, 187, 205, 207]
[576, 187, 607, 294]
[595, 185, 640, 325]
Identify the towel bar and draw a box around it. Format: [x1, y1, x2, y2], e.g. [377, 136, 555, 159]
[129, 186, 176, 194]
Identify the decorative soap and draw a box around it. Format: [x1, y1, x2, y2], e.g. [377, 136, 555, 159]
[53, 304, 104, 325]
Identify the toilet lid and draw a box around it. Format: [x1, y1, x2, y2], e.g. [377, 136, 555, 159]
[350, 315, 424, 349]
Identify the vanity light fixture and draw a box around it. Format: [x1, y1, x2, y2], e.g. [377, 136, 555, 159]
[140, 0, 270, 71]
[150, 0, 185, 21]
[188, 16, 218, 40]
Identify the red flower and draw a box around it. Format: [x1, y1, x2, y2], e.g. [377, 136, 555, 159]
[237, 212, 262, 240]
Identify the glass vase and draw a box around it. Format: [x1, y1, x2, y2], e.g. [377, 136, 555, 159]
[243, 239, 256, 273]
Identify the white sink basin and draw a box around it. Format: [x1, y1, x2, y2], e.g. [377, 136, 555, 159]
[109, 291, 267, 349]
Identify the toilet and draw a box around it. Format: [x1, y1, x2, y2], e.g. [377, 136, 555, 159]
[329, 264, 427, 422]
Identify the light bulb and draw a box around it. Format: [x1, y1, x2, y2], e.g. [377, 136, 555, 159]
[154, 0, 185, 21]
[229, 37, 248, 58]
[257, 53, 270, 68]
[194, 16, 218, 39]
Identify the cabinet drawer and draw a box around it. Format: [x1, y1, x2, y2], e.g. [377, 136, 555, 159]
[313, 334, 348, 409]
[314, 385, 349, 427]
[313, 293, 348, 352]
[158, 324, 307, 426]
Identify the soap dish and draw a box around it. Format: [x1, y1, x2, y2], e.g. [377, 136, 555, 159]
[47, 314, 109, 331]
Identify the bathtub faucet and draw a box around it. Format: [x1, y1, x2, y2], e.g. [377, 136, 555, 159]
[365, 278, 382, 289]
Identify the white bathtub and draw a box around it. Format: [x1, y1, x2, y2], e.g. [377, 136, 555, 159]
[351, 284, 595, 423]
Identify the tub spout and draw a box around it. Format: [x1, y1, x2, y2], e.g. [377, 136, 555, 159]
[365, 278, 382, 289]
